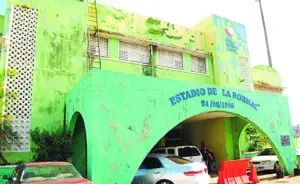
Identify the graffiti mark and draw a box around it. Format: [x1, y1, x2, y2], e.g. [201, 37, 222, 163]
[110, 164, 121, 171]
[128, 126, 132, 130]
[101, 104, 109, 111]
[270, 121, 275, 129]
[110, 121, 118, 133]
[140, 122, 149, 141]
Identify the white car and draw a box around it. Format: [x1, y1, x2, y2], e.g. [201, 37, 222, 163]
[132, 154, 210, 184]
[250, 148, 278, 172]
[153, 145, 203, 163]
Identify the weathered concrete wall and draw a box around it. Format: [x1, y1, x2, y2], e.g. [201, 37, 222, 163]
[66, 70, 295, 183]
[92, 36, 215, 85]
[252, 65, 282, 87]
[0, 0, 88, 162]
[195, 15, 252, 90]
[94, 3, 203, 52]
[184, 118, 227, 167]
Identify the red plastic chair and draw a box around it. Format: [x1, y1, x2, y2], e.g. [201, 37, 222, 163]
[241, 175, 254, 184]
[227, 177, 237, 184]
[234, 176, 244, 184]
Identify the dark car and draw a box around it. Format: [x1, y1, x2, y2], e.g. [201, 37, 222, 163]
[3, 162, 92, 184]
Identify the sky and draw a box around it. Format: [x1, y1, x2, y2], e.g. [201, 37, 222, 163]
[96, 0, 300, 125]
[0, 0, 299, 125]
[0, 0, 5, 15]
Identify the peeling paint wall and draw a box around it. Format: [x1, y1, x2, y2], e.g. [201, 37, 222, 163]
[195, 15, 252, 90]
[94, 4, 203, 51]
[252, 65, 282, 87]
[66, 70, 295, 183]
[184, 118, 227, 168]
[0, 0, 87, 161]
[4, 0, 88, 130]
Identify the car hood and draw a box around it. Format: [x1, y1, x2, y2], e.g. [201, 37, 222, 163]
[251, 155, 278, 162]
[25, 178, 92, 184]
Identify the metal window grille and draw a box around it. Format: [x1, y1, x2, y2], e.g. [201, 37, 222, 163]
[119, 41, 150, 64]
[158, 49, 183, 70]
[191, 56, 207, 74]
[239, 57, 252, 90]
[90, 36, 108, 57]
[1, 5, 38, 152]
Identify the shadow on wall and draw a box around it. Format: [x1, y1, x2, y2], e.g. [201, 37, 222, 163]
[71, 113, 87, 178]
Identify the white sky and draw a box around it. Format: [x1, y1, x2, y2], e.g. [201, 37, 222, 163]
[97, 0, 300, 125]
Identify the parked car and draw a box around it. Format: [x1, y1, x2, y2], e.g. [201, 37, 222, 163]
[152, 145, 203, 163]
[3, 162, 92, 184]
[250, 147, 278, 172]
[132, 154, 210, 184]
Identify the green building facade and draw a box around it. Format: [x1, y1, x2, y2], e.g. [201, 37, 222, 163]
[0, 0, 296, 183]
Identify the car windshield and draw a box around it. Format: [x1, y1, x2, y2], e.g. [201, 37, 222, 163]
[166, 156, 192, 165]
[178, 147, 200, 157]
[22, 164, 82, 183]
[258, 148, 276, 156]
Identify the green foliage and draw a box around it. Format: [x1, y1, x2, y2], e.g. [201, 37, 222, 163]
[147, 17, 161, 25]
[296, 160, 300, 169]
[245, 124, 268, 151]
[142, 66, 152, 76]
[6, 68, 18, 77]
[31, 128, 72, 162]
[0, 115, 20, 164]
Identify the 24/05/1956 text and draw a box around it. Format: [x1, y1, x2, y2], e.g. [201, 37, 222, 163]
[201, 100, 234, 109]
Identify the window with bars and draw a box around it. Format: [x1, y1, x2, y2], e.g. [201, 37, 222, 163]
[158, 50, 183, 70]
[90, 36, 108, 57]
[119, 41, 150, 64]
[191, 56, 207, 74]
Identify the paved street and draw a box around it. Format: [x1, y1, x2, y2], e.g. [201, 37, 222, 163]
[210, 174, 300, 184]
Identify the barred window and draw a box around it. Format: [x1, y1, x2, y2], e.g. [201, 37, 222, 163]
[90, 36, 108, 57]
[158, 50, 183, 70]
[191, 56, 207, 74]
[119, 41, 150, 64]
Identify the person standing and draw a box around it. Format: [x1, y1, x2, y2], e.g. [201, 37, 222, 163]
[200, 145, 209, 167]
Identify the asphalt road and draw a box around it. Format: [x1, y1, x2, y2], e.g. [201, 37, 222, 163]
[210, 174, 300, 184]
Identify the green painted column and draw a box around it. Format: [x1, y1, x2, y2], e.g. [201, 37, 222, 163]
[150, 45, 157, 77]
[224, 118, 249, 160]
[108, 37, 119, 59]
[183, 53, 191, 72]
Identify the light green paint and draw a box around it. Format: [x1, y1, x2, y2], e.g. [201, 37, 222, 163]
[93, 58, 150, 76]
[94, 3, 203, 52]
[0, 16, 4, 35]
[150, 46, 157, 77]
[108, 37, 119, 59]
[0, 0, 88, 163]
[156, 67, 214, 84]
[183, 53, 191, 72]
[4, 0, 88, 132]
[66, 70, 295, 183]
[252, 65, 282, 87]
[195, 15, 251, 89]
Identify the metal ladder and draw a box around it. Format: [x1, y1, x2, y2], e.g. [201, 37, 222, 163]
[87, 0, 102, 70]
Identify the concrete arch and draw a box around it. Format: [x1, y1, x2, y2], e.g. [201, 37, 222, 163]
[66, 70, 295, 184]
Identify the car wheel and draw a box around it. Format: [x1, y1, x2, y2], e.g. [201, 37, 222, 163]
[156, 180, 174, 184]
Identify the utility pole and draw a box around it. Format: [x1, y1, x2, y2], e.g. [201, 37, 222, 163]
[256, 0, 273, 67]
